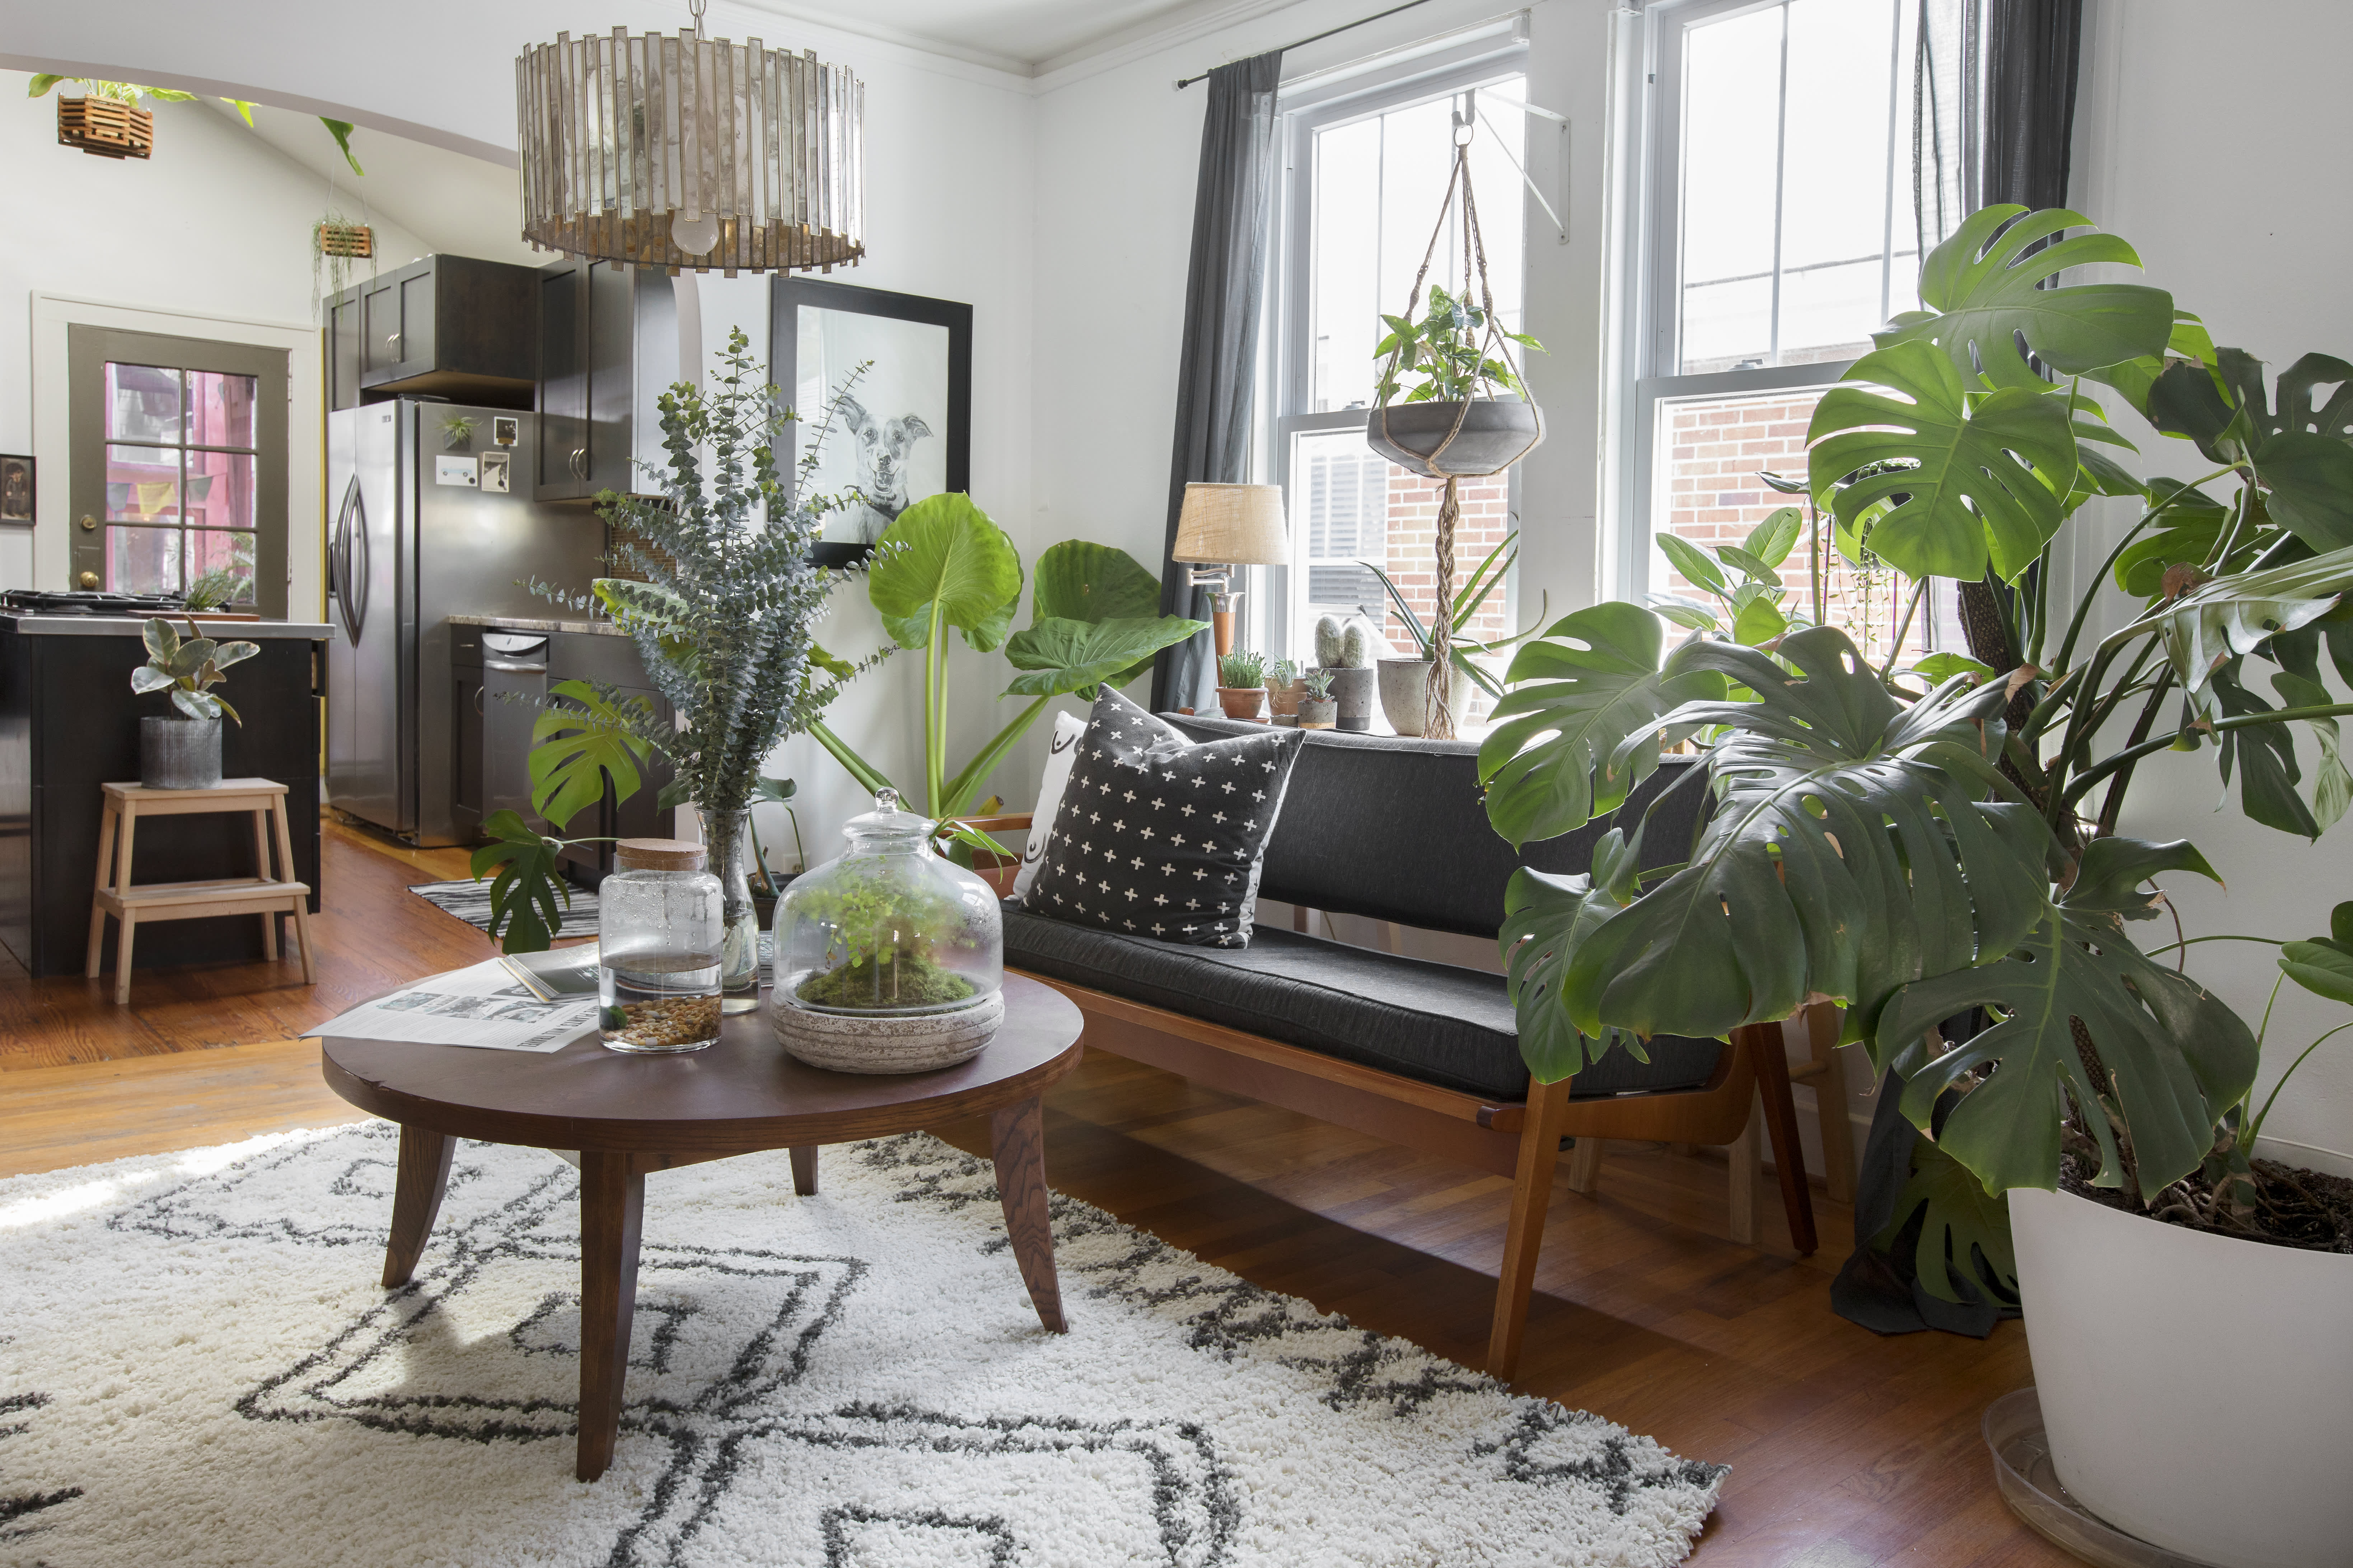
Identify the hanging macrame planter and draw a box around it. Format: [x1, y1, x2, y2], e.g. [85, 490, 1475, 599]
[1366, 107, 1544, 740]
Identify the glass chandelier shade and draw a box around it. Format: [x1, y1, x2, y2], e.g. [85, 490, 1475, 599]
[516, 27, 865, 274]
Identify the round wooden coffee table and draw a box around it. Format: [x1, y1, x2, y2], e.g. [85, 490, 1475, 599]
[320, 972, 1085, 1481]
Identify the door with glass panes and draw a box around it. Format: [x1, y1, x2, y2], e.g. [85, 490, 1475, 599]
[67, 325, 289, 618]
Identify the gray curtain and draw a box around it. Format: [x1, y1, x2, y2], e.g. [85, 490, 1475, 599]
[1910, 0, 1980, 258]
[1150, 50, 1284, 716]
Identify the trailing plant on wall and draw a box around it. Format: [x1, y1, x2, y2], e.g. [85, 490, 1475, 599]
[1479, 205, 2353, 1301]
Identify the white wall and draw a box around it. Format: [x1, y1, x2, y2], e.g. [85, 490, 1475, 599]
[0, 74, 433, 615]
[2061, 0, 2353, 1173]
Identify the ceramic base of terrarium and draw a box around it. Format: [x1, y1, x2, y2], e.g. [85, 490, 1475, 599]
[772, 990, 1004, 1074]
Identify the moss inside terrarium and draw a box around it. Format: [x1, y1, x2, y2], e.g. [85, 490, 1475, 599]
[796, 950, 976, 1010]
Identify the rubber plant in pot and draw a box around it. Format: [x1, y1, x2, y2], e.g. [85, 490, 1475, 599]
[1477, 206, 2353, 1565]
[1364, 105, 1544, 740]
[131, 616, 258, 789]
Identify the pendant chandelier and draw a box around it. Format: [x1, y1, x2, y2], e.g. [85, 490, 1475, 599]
[515, 0, 864, 274]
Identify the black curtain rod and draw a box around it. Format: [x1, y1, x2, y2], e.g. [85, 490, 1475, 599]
[1175, 0, 1443, 88]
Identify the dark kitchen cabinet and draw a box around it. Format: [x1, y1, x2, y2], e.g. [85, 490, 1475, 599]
[324, 254, 540, 412]
[544, 630, 674, 887]
[450, 627, 548, 844]
[535, 258, 677, 502]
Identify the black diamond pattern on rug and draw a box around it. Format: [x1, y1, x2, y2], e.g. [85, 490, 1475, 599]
[1023, 687, 1302, 948]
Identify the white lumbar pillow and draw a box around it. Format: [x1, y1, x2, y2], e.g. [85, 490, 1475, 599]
[1010, 710, 1090, 903]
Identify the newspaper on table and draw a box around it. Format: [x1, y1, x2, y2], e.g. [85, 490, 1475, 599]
[303, 957, 601, 1053]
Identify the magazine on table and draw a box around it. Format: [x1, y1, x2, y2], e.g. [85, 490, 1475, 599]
[498, 943, 602, 1001]
[302, 957, 601, 1053]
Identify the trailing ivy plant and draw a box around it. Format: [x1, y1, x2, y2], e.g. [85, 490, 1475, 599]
[1372, 284, 1543, 405]
[1480, 206, 2353, 1304]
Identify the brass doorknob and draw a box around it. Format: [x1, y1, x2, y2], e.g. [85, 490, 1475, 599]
[78, 571, 100, 588]
[79, 514, 95, 531]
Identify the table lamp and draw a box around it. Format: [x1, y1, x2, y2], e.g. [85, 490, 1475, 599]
[1171, 483, 1290, 657]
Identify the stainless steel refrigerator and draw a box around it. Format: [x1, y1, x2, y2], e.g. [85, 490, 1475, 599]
[326, 400, 606, 846]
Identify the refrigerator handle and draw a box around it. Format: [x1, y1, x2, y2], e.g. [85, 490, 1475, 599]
[346, 499, 371, 643]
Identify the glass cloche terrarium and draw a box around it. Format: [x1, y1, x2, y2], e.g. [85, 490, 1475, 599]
[771, 789, 1004, 1073]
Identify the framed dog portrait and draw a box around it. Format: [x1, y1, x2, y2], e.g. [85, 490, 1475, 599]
[771, 279, 971, 566]
[0, 454, 32, 525]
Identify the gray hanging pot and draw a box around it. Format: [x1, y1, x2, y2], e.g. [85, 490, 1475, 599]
[140, 716, 223, 790]
[1368, 399, 1545, 480]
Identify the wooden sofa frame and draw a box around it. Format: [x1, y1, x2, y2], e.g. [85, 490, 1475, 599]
[956, 813, 1823, 1383]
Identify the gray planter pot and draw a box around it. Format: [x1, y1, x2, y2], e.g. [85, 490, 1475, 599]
[1377, 658, 1470, 737]
[140, 716, 223, 790]
[1367, 399, 1545, 479]
[1296, 698, 1338, 729]
[1313, 665, 1376, 732]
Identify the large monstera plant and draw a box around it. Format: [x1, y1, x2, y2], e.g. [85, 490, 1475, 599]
[1483, 205, 2353, 1306]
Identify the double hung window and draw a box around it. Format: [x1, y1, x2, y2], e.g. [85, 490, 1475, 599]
[1629, 0, 1953, 662]
[1268, 41, 1533, 685]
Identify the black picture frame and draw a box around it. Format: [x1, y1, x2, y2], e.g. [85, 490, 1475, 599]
[771, 278, 972, 566]
[0, 454, 32, 525]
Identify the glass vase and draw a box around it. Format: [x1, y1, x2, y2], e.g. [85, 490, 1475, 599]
[696, 805, 762, 1013]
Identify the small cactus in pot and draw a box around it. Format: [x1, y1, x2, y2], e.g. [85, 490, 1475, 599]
[1296, 667, 1338, 730]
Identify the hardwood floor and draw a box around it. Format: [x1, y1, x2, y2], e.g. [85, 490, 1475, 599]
[0, 818, 2066, 1566]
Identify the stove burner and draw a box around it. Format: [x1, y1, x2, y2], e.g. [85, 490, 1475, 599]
[1, 589, 188, 616]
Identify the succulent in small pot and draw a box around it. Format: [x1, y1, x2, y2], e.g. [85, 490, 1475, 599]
[1296, 668, 1338, 730]
[1262, 656, 1304, 719]
[131, 616, 258, 790]
[1215, 648, 1267, 720]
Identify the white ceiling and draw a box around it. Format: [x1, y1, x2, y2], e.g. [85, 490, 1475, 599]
[731, 0, 1273, 76]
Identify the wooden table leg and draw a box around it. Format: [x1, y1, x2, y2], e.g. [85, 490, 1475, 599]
[382, 1125, 457, 1287]
[988, 1095, 1065, 1333]
[577, 1151, 645, 1483]
[85, 800, 117, 978]
[787, 1145, 819, 1196]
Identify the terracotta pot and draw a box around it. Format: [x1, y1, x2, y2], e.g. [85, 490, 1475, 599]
[1297, 698, 1338, 730]
[1366, 399, 1545, 479]
[1265, 678, 1305, 718]
[1215, 686, 1264, 721]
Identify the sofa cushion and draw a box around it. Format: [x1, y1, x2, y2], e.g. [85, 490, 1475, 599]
[1025, 687, 1304, 947]
[1161, 716, 1709, 939]
[1005, 905, 1722, 1103]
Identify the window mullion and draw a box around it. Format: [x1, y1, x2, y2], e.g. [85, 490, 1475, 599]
[1767, 3, 1791, 366]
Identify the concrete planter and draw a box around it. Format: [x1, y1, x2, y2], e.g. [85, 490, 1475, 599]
[139, 716, 222, 790]
[2011, 1183, 2353, 1567]
[1366, 399, 1545, 479]
[1376, 658, 1469, 737]
[1313, 666, 1375, 732]
[1297, 697, 1337, 729]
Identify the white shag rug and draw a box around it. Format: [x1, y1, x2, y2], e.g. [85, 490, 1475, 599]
[0, 1124, 1725, 1567]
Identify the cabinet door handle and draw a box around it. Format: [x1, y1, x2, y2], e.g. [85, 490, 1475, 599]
[473, 686, 486, 715]
[385, 332, 402, 349]
[570, 447, 588, 480]
[483, 659, 546, 674]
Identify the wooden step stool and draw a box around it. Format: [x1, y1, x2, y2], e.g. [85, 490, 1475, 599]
[85, 779, 316, 1005]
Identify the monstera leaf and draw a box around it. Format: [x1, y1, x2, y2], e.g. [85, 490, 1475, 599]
[529, 679, 658, 831]
[868, 493, 1024, 653]
[2120, 541, 2353, 696]
[1879, 855, 2259, 1202]
[1543, 628, 2052, 1046]
[2142, 351, 2353, 551]
[1499, 863, 1654, 1083]
[1003, 614, 1208, 696]
[1477, 603, 1728, 850]
[469, 809, 572, 955]
[1875, 1135, 2018, 1306]
[1807, 341, 2078, 583]
[1877, 206, 2174, 391]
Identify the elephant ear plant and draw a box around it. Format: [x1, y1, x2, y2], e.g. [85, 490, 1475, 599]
[810, 498, 1206, 833]
[1482, 205, 2353, 1304]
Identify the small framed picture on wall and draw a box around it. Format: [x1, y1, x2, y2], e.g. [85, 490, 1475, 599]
[0, 454, 32, 525]
[771, 279, 972, 566]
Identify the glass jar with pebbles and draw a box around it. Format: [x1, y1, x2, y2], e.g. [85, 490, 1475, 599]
[597, 839, 725, 1053]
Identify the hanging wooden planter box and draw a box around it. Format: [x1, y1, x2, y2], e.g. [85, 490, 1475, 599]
[315, 223, 375, 259]
[57, 96, 154, 160]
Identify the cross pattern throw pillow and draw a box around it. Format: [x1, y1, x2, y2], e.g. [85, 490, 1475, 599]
[1023, 687, 1303, 947]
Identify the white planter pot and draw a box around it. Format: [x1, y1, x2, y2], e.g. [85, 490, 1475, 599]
[2012, 1184, 2353, 1568]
